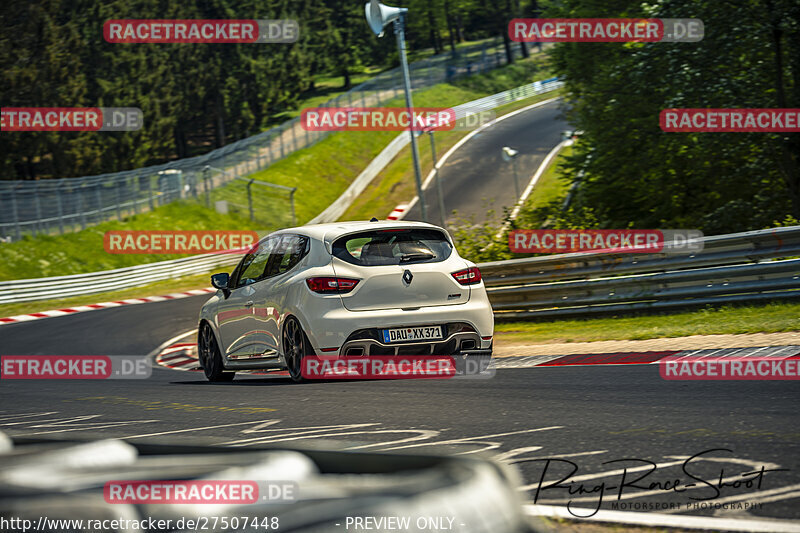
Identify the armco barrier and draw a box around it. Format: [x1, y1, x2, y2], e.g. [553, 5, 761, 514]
[0, 79, 563, 307]
[1, 227, 798, 314]
[484, 226, 800, 319]
[0, 254, 239, 305]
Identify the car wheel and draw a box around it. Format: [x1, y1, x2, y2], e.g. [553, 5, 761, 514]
[199, 323, 235, 382]
[284, 317, 311, 382]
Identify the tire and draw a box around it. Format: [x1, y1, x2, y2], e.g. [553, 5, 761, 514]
[284, 316, 312, 382]
[199, 323, 235, 382]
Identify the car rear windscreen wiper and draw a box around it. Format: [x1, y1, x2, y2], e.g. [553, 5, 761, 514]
[399, 252, 435, 263]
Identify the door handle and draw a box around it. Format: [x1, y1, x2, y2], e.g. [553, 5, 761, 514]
[245, 300, 254, 308]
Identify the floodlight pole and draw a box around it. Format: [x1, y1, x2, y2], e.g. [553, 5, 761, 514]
[428, 131, 446, 227]
[393, 16, 428, 223]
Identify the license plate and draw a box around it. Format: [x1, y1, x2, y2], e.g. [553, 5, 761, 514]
[382, 326, 443, 343]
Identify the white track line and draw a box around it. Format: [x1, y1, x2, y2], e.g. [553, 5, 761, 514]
[398, 97, 562, 220]
[509, 139, 570, 222]
[524, 504, 800, 532]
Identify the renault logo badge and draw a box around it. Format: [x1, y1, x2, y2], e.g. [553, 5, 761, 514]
[403, 269, 413, 285]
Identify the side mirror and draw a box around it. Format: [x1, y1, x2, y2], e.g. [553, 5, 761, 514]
[211, 273, 230, 291]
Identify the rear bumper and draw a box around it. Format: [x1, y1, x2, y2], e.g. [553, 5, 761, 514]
[340, 322, 487, 356]
[301, 293, 494, 356]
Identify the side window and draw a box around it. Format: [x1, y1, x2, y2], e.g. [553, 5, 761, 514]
[264, 234, 309, 278]
[229, 260, 245, 289]
[229, 240, 263, 288]
[235, 237, 277, 288]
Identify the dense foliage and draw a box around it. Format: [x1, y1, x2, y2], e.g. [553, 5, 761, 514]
[541, 0, 800, 233]
[0, 0, 528, 180]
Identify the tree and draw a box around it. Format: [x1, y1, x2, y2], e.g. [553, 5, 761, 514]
[545, 0, 800, 233]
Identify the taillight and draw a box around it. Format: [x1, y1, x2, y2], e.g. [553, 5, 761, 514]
[306, 277, 360, 294]
[451, 267, 482, 285]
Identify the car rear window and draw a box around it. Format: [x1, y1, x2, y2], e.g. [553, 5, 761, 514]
[332, 229, 453, 266]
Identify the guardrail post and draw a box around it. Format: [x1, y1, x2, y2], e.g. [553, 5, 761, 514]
[291, 121, 297, 152]
[132, 176, 140, 214]
[203, 166, 211, 207]
[10, 186, 22, 241]
[95, 184, 103, 223]
[247, 178, 255, 221]
[78, 186, 87, 230]
[115, 181, 123, 221]
[279, 126, 285, 159]
[290, 188, 297, 226]
[147, 176, 154, 211]
[33, 189, 44, 236]
[56, 183, 65, 235]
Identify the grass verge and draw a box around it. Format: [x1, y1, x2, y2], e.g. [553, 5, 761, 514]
[0, 203, 260, 280]
[0, 272, 214, 320]
[494, 302, 800, 344]
[0, 54, 553, 282]
[526, 144, 572, 213]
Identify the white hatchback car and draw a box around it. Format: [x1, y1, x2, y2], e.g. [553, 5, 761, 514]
[198, 220, 494, 381]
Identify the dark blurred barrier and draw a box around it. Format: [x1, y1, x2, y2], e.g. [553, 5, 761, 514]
[0, 433, 549, 533]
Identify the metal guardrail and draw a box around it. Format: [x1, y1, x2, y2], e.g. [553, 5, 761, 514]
[482, 226, 800, 319]
[1, 227, 798, 315]
[0, 40, 522, 241]
[0, 77, 562, 307]
[0, 254, 239, 305]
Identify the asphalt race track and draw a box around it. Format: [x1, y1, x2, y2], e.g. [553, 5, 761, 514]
[403, 98, 567, 225]
[1, 292, 799, 527]
[1, 102, 799, 529]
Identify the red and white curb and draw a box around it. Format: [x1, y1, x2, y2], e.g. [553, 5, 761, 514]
[0, 288, 216, 326]
[155, 342, 202, 371]
[494, 345, 800, 368]
[153, 332, 288, 377]
[153, 341, 800, 376]
[386, 204, 408, 220]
